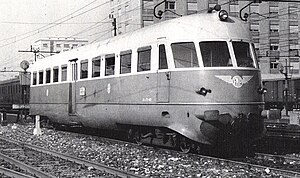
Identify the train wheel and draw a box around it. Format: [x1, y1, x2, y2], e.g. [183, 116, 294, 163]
[179, 136, 191, 153]
[134, 130, 143, 146]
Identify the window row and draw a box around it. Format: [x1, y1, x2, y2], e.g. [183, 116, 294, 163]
[0, 84, 21, 95]
[32, 41, 258, 85]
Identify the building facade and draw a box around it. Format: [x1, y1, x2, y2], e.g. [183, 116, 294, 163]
[109, 0, 300, 79]
[32, 37, 88, 57]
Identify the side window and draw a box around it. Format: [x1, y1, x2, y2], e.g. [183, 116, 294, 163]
[32, 72, 37, 85]
[137, 46, 151, 72]
[53, 67, 59, 83]
[105, 54, 115, 76]
[92, 56, 101, 77]
[39, 70, 44, 84]
[159, 44, 168, 69]
[80, 60, 88, 79]
[61, 65, 67, 81]
[46, 69, 51, 83]
[171, 42, 199, 68]
[120, 50, 132, 74]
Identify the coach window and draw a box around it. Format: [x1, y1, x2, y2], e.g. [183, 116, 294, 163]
[232, 42, 255, 68]
[171, 42, 199, 68]
[200, 41, 231, 67]
[46, 68, 51, 83]
[61, 65, 67, 81]
[137, 46, 151, 72]
[120, 50, 132, 74]
[32, 72, 37, 85]
[92, 56, 101, 77]
[159, 44, 168, 69]
[80, 60, 88, 79]
[53, 67, 59, 83]
[105, 54, 115, 76]
[39, 70, 44, 84]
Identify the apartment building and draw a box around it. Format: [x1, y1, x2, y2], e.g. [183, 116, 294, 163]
[109, 0, 300, 78]
[32, 37, 88, 57]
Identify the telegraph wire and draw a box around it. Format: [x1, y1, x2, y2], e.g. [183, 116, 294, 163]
[0, 0, 110, 47]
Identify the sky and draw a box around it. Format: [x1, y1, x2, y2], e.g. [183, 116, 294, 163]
[0, 0, 111, 80]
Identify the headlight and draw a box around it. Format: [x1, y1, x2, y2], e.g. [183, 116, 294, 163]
[218, 10, 228, 21]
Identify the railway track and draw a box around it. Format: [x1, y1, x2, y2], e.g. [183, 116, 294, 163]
[1, 123, 300, 177]
[0, 136, 143, 178]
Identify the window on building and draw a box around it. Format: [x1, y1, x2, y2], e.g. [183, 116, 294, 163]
[187, 2, 197, 14]
[200, 41, 231, 67]
[64, 44, 70, 48]
[270, 61, 279, 69]
[53, 67, 59, 83]
[105, 54, 115, 76]
[290, 25, 298, 34]
[56, 44, 61, 48]
[92, 56, 101, 77]
[270, 24, 279, 32]
[270, 44, 279, 51]
[46, 69, 51, 83]
[159, 44, 168, 69]
[165, 1, 175, 10]
[43, 43, 48, 48]
[39, 71, 44, 84]
[61, 65, 67, 81]
[172, 42, 198, 68]
[120, 50, 132, 74]
[80, 60, 88, 79]
[137, 46, 151, 72]
[33, 72, 37, 85]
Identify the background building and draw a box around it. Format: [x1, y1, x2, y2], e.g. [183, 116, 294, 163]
[109, 0, 300, 79]
[32, 37, 88, 58]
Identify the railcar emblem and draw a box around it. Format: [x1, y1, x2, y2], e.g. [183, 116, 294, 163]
[215, 75, 253, 88]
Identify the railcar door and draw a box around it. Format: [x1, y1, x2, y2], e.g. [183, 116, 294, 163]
[69, 59, 78, 115]
[157, 44, 170, 103]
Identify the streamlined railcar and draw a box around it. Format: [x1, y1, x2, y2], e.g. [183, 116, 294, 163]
[29, 9, 267, 152]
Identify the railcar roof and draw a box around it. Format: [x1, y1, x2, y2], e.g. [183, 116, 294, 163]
[30, 12, 250, 70]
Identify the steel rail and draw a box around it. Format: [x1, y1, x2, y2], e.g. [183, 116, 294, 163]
[187, 152, 300, 178]
[0, 166, 36, 178]
[255, 152, 300, 164]
[0, 135, 144, 178]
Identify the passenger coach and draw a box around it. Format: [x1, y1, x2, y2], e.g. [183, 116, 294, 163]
[29, 10, 266, 152]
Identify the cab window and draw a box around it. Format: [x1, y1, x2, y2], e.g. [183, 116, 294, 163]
[233, 42, 255, 68]
[200, 41, 231, 67]
[171, 42, 198, 68]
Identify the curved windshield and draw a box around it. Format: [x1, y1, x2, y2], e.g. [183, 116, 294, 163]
[199, 41, 232, 67]
[232, 42, 255, 68]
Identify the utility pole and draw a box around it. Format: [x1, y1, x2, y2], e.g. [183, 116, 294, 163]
[279, 59, 293, 116]
[18, 46, 59, 62]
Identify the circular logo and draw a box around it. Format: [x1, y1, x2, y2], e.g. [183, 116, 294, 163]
[232, 76, 243, 88]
